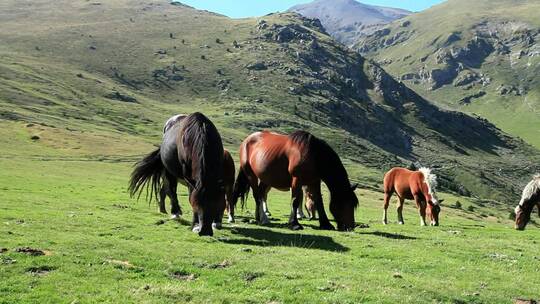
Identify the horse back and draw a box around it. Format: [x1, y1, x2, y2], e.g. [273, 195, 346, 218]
[240, 131, 294, 189]
[384, 167, 423, 199]
[161, 124, 183, 178]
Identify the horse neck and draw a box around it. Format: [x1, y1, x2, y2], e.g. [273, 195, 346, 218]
[317, 149, 350, 197]
[521, 191, 540, 210]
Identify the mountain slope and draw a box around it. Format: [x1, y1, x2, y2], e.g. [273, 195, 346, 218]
[0, 0, 538, 201]
[353, 0, 540, 148]
[289, 0, 410, 46]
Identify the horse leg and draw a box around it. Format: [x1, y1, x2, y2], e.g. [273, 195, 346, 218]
[288, 178, 303, 230]
[225, 184, 235, 223]
[383, 191, 392, 225]
[259, 183, 272, 220]
[192, 211, 200, 233]
[414, 195, 427, 226]
[252, 182, 270, 225]
[397, 197, 405, 225]
[158, 185, 168, 214]
[309, 183, 334, 230]
[166, 173, 182, 218]
[297, 202, 306, 219]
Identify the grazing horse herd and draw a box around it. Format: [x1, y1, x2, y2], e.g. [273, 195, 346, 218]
[129, 112, 540, 236]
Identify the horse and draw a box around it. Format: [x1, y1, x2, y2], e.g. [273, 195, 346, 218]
[158, 149, 236, 224]
[382, 167, 443, 226]
[303, 186, 318, 220]
[129, 112, 225, 236]
[232, 130, 359, 231]
[514, 174, 540, 230]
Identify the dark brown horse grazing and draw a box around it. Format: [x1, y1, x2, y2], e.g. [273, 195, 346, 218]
[383, 167, 443, 226]
[129, 112, 225, 236]
[515, 174, 540, 230]
[232, 131, 359, 231]
[158, 149, 236, 225]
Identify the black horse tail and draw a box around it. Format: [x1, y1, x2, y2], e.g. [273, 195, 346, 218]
[232, 169, 250, 210]
[128, 148, 164, 203]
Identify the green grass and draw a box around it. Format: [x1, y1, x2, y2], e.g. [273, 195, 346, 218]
[1, 120, 539, 303]
[1, 2, 539, 302]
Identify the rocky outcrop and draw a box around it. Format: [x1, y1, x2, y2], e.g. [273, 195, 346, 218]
[356, 19, 540, 91]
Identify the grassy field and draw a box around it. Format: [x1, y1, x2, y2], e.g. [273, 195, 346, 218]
[1, 1, 540, 302]
[1, 120, 539, 304]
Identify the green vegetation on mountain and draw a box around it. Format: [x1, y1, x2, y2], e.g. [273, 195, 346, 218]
[353, 0, 540, 149]
[1, 1, 540, 302]
[1, 0, 538, 202]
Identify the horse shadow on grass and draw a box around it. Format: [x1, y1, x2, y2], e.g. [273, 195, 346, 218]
[357, 231, 417, 240]
[220, 226, 349, 252]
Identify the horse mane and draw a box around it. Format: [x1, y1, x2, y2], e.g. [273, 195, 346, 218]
[419, 167, 439, 202]
[181, 112, 224, 203]
[163, 114, 188, 134]
[288, 131, 358, 207]
[519, 173, 540, 206]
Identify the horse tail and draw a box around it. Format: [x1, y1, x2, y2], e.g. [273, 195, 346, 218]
[232, 169, 250, 210]
[182, 112, 224, 195]
[128, 148, 164, 203]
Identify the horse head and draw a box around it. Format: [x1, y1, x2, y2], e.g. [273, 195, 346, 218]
[427, 200, 442, 226]
[330, 183, 359, 231]
[514, 204, 531, 231]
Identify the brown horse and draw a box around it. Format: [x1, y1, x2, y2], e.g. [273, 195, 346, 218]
[383, 167, 443, 226]
[158, 149, 236, 225]
[303, 185, 317, 220]
[232, 131, 358, 231]
[129, 112, 225, 236]
[515, 174, 540, 230]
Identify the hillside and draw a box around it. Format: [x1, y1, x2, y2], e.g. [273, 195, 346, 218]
[289, 0, 410, 46]
[0, 0, 539, 202]
[353, 0, 540, 148]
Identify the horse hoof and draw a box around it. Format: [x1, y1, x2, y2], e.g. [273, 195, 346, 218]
[382, 221, 388, 225]
[290, 224, 303, 231]
[260, 220, 270, 226]
[398, 221, 404, 225]
[192, 225, 200, 233]
[171, 214, 180, 219]
[228, 218, 235, 224]
[212, 222, 223, 230]
[265, 212, 272, 216]
[198, 230, 213, 237]
[319, 223, 335, 230]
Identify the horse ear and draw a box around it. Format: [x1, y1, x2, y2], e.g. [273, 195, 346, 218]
[350, 183, 358, 191]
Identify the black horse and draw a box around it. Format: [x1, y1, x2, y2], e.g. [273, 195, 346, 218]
[129, 112, 225, 236]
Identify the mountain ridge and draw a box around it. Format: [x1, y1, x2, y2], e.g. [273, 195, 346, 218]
[0, 0, 538, 201]
[288, 0, 411, 46]
[351, 0, 540, 149]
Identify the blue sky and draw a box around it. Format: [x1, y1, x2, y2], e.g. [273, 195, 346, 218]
[176, 0, 446, 18]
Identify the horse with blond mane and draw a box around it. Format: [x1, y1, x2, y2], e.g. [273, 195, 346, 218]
[383, 167, 443, 226]
[514, 174, 540, 230]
